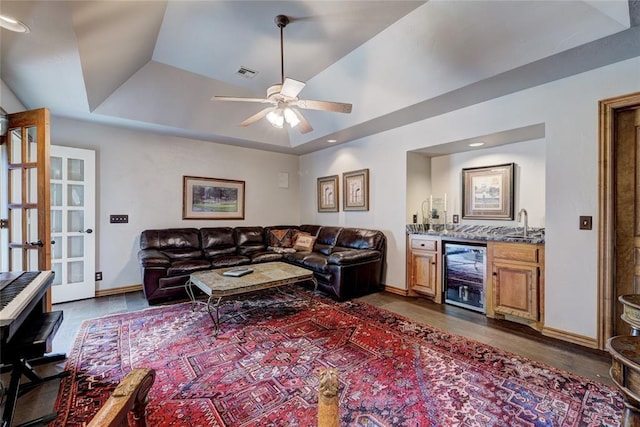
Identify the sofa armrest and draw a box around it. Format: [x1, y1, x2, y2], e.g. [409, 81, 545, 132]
[138, 249, 171, 268]
[327, 250, 380, 265]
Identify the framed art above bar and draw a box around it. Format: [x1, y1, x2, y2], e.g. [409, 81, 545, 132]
[343, 168, 369, 211]
[317, 175, 339, 212]
[462, 163, 514, 220]
[183, 176, 245, 220]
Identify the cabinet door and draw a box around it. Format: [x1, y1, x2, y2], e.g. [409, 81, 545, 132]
[411, 250, 438, 297]
[492, 261, 539, 320]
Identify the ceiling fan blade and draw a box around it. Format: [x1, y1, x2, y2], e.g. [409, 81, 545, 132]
[280, 78, 306, 99]
[238, 107, 275, 127]
[291, 108, 313, 134]
[212, 96, 273, 104]
[293, 99, 352, 114]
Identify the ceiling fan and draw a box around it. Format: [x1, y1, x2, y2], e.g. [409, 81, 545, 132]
[212, 14, 352, 134]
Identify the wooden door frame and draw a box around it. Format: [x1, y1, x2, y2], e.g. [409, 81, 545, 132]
[598, 91, 640, 349]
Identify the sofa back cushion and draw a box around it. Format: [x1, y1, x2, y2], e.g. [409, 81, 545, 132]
[334, 228, 384, 251]
[140, 228, 202, 260]
[314, 226, 343, 255]
[235, 226, 267, 256]
[299, 224, 321, 236]
[200, 227, 237, 257]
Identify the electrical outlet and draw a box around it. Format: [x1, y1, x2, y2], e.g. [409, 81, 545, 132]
[579, 216, 592, 230]
[453, 214, 460, 224]
[95, 272, 102, 281]
[110, 214, 128, 223]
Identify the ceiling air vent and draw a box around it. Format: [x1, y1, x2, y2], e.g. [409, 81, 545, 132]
[236, 67, 257, 78]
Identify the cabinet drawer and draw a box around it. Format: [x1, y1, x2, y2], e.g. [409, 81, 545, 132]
[411, 238, 438, 251]
[491, 243, 540, 263]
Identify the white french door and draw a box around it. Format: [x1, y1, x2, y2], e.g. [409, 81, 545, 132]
[50, 145, 96, 303]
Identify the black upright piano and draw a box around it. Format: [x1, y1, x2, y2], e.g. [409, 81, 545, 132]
[0, 271, 68, 427]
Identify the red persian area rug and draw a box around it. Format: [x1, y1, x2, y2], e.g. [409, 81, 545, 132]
[53, 287, 623, 426]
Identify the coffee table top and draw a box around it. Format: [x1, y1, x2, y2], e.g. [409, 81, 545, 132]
[189, 262, 314, 297]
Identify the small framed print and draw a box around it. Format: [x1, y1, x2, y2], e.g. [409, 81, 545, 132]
[317, 175, 339, 212]
[343, 168, 369, 211]
[462, 163, 514, 220]
[183, 176, 245, 220]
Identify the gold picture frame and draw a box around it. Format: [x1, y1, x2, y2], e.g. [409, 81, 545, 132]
[182, 176, 245, 220]
[343, 168, 369, 211]
[317, 175, 339, 212]
[462, 163, 514, 220]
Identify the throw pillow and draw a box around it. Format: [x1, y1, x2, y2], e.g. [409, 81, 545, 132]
[268, 228, 296, 248]
[293, 233, 316, 252]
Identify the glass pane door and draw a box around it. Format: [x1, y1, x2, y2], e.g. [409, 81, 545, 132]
[50, 145, 95, 303]
[5, 109, 51, 275]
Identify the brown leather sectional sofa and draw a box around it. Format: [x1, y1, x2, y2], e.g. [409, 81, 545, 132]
[137, 225, 386, 304]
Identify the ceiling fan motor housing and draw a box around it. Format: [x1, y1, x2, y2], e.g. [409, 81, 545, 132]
[275, 15, 289, 28]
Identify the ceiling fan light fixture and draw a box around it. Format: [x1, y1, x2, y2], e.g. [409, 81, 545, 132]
[266, 109, 284, 128]
[283, 108, 299, 128]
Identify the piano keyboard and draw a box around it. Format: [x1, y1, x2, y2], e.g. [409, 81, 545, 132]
[0, 271, 51, 325]
[0, 272, 41, 310]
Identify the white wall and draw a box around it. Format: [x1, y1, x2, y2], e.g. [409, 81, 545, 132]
[50, 118, 301, 292]
[430, 139, 546, 227]
[300, 56, 640, 341]
[406, 152, 431, 224]
[0, 81, 26, 270]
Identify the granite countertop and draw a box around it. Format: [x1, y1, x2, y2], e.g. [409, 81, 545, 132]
[405, 224, 545, 244]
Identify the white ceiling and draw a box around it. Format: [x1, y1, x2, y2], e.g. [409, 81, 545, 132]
[1, 1, 638, 155]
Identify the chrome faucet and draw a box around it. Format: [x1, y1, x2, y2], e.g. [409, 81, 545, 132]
[517, 208, 528, 237]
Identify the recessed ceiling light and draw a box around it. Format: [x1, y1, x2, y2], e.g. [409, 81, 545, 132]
[469, 142, 485, 147]
[0, 14, 29, 33]
[327, 139, 337, 143]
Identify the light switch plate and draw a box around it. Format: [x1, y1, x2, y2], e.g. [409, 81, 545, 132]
[110, 214, 128, 224]
[579, 216, 592, 230]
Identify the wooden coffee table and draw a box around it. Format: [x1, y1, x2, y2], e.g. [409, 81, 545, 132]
[186, 262, 316, 336]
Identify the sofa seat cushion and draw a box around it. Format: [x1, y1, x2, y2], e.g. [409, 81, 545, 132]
[204, 247, 236, 258]
[162, 249, 203, 260]
[250, 251, 284, 263]
[138, 249, 170, 268]
[167, 259, 211, 276]
[210, 256, 251, 268]
[286, 252, 329, 273]
[238, 243, 267, 256]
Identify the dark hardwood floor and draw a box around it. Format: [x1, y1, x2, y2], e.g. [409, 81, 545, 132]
[2, 290, 614, 425]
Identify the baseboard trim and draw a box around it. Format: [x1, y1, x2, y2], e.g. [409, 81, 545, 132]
[383, 285, 409, 297]
[95, 284, 143, 298]
[542, 326, 599, 349]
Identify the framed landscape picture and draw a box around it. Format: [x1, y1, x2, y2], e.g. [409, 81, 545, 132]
[183, 176, 245, 220]
[317, 175, 339, 212]
[343, 168, 369, 211]
[462, 163, 514, 220]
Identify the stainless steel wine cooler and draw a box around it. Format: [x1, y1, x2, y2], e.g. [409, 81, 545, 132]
[443, 242, 487, 313]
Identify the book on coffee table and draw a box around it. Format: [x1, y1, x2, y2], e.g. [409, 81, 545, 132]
[222, 268, 254, 277]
